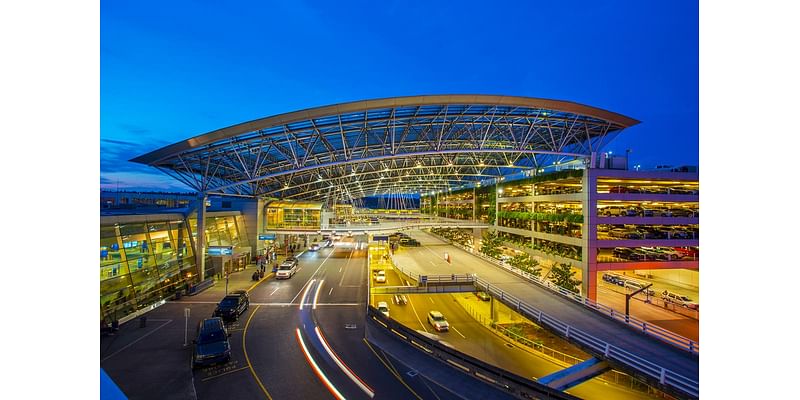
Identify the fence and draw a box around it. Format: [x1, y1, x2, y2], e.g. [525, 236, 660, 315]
[387, 238, 698, 398]
[456, 298, 669, 398]
[366, 307, 582, 400]
[429, 231, 700, 355]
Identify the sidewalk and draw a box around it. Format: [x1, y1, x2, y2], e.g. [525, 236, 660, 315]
[186, 252, 301, 302]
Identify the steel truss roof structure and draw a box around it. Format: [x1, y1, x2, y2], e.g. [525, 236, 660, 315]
[131, 95, 639, 204]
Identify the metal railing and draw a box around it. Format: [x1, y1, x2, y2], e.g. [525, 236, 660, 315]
[388, 240, 698, 398]
[436, 234, 700, 356]
[366, 307, 582, 400]
[474, 278, 698, 398]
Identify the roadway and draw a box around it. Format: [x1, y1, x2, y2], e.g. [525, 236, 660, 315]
[370, 268, 659, 399]
[392, 230, 699, 383]
[101, 238, 488, 399]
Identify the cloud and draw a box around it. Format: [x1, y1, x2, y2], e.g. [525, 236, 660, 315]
[100, 171, 195, 192]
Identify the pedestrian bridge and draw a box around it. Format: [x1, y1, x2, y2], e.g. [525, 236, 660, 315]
[266, 218, 489, 235]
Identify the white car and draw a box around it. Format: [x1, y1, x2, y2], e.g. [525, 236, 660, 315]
[662, 290, 699, 310]
[375, 270, 386, 283]
[377, 301, 390, 318]
[308, 243, 320, 251]
[427, 311, 449, 332]
[276, 261, 297, 279]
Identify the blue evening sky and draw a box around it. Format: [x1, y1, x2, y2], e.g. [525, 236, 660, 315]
[101, 0, 698, 192]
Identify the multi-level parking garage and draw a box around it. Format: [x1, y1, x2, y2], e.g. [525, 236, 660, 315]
[102, 95, 699, 399]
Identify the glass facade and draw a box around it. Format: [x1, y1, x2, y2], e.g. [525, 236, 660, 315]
[100, 213, 247, 323]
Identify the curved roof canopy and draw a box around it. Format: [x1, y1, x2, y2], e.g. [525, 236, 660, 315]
[132, 95, 638, 202]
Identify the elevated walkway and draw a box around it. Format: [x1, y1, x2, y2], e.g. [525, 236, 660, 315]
[265, 218, 489, 235]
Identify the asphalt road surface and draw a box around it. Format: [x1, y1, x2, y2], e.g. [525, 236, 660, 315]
[371, 267, 659, 400]
[392, 230, 699, 383]
[102, 239, 470, 399]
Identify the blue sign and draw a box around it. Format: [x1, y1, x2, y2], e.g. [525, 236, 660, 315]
[208, 246, 233, 256]
[259, 234, 276, 240]
[373, 235, 389, 242]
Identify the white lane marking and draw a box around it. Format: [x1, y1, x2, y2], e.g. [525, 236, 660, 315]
[451, 326, 467, 339]
[290, 250, 336, 304]
[328, 287, 333, 296]
[101, 319, 173, 362]
[407, 296, 428, 333]
[270, 287, 280, 296]
[338, 247, 355, 287]
[429, 261, 436, 266]
[299, 279, 317, 310]
[428, 297, 434, 304]
[339, 267, 343, 273]
[312, 280, 324, 310]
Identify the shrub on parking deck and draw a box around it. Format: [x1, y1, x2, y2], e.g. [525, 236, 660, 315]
[509, 253, 541, 277]
[549, 262, 582, 294]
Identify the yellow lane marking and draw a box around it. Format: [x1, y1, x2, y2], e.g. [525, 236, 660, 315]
[242, 305, 273, 400]
[362, 338, 423, 400]
[246, 273, 274, 293]
[200, 366, 250, 382]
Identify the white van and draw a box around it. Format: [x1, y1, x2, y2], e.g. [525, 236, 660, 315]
[276, 260, 298, 279]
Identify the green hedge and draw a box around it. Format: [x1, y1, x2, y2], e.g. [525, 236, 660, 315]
[496, 210, 583, 223]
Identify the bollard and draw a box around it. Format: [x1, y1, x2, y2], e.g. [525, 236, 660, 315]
[140, 316, 147, 328]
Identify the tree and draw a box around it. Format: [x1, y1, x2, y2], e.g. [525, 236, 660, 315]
[549, 262, 581, 293]
[480, 230, 503, 259]
[509, 253, 541, 277]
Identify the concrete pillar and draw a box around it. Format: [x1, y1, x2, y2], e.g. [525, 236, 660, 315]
[256, 198, 265, 254]
[582, 169, 598, 300]
[472, 188, 477, 221]
[196, 194, 207, 282]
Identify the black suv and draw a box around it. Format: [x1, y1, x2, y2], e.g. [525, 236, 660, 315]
[192, 317, 231, 368]
[214, 291, 249, 321]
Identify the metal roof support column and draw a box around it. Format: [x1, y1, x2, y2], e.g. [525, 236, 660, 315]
[196, 193, 208, 282]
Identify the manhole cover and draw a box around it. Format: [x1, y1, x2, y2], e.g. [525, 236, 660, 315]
[407, 370, 419, 377]
[344, 323, 357, 329]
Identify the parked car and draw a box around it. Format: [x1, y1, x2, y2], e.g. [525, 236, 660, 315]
[613, 247, 634, 259]
[641, 208, 655, 217]
[192, 317, 231, 368]
[213, 291, 250, 321]
[602, 272, 625, 285]
[475, 291, 491, 301]
[674, 247, 699, 259]
[427, 311, 450, 332]
[662, 290, 699, 310]
[377, 301, 390, 318]
[624, 280, 655, 296]
[654, 247, 683, 260]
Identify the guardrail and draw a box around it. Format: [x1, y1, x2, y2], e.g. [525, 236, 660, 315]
[432, 233, 700, 355]
[474, 277, 698, 399]
[388, 238, 698, 398]
[366, 306, 582, 400]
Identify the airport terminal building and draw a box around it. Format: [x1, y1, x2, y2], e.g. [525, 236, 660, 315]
[102, 95, 698, 322]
